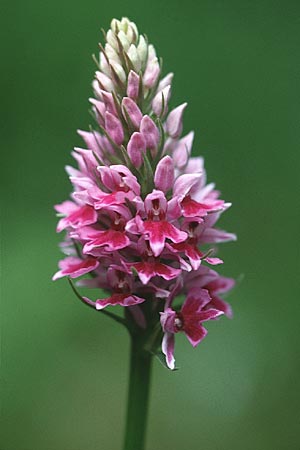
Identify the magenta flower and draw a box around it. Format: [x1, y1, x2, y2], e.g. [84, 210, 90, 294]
[124, 239, 182, 285]
[53, 17, 236, 375]
[86, 268, 145, 310]
[160, 288, 223, 369]
[126, 190, 187, 257]
[52, 256, 99, 280]
[55, 201, 97, 232]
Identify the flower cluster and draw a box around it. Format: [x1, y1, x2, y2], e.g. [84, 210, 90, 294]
[54, 18, 236, 369]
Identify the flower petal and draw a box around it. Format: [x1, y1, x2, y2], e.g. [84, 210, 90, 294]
[83, 229, 130, 254]
[162, 332, 175, 370]
[52, 257, 99, 280]
[95, 293, 145, 309]
[184, 324, 207, 347]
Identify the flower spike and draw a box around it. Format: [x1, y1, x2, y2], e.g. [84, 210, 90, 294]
[54, 17, 236, 370]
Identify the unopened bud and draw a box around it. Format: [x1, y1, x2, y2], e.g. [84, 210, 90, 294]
[143, 45, 160, 88]
[127, 70, 140, 99]
[122, 97, 143, 129]
[137, 35, 148, 65]
[127, 44, 141, 72]
[117, 30, 130, 52]
[154, 156, 174, 192]
[105, 111, 124, 145]
[140, 115, 160, 150]
[95, 71, 114, 92]
[166, 103, 187, 138]
[127, 132, 146, 168]
[152, 85, 171, 117]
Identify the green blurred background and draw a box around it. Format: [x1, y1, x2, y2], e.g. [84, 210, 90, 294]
[2, 0, 300, 449]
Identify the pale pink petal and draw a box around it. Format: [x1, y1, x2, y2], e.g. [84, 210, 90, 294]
[55, 201, 77, 215]
[183, 156, 205, 175]
[200, 228, 237, 244]
[166, 103, 187, 138]
[77, 130, 103, 154]
[160, 308, 177, 333]
[89, 98, 105, 126]
[152, 85, 171, 116]
[162, 332, 175, 370]
[167, 197, 182, 220]
[205, 257, 223, 265]
[172, 131, 194, 168]
[157, 73, 174, 91]
[173, 173, 202, 198]
[125, 217, 141, 235]
[74, 148, 99, 176]
[95, 71, 114, 92]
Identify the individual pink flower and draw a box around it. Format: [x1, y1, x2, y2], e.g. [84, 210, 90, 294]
[183, 266, 235, 318]
[160, 288, 223, 369]
[55, 201, 97, 232]
[126, 190, 187, 257]
[79, 221, 130, 255]
[52, 256, 99, 280]
[124, 239, 181, 285]
[87, 165, 140, 209]
[83, 268, 145, 310]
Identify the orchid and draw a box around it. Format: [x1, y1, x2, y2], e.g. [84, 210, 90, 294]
[53, 17, 236, 450]
[160, 288, 224, 370]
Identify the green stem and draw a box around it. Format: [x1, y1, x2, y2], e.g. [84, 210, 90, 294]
[123, 335, 153, 450]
